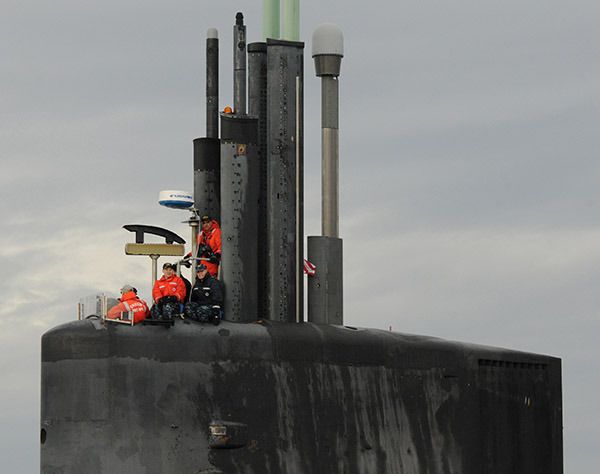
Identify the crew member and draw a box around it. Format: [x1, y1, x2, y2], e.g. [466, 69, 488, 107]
[107, 285, 150, 324]
[152, 263, 186, 304]
[196, 215, 221, 277]
[190, 264, 223, 306]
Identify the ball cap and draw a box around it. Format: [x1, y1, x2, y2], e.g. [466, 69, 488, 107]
[162, 262, 175, 270]
[201, 215, 211, 222]
[120, 284, 136, 294]
[196, 264, 207, 272]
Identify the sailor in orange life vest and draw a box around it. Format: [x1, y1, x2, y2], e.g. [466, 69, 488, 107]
[195, 215, 221, 277]
[107, 285, 150, 324]
[152, 263, 187, 303]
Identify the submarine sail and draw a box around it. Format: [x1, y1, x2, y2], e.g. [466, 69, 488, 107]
[40, 2, 563, 473]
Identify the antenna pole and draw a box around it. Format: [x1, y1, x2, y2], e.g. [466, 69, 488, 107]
[206, 29, 219, 138]
[262, 0, 280, 40]
[308, 24, 344, 325]
[234, 13, 247, 115]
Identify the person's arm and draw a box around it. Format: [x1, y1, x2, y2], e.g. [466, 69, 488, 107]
[140, 300, 150, 317]
[194, 231, 204, 259]
[214, 228, 222, 256]
[208, 229, 222, 263]
[189, 282, 198, 303]
[107, 302, 125, 319]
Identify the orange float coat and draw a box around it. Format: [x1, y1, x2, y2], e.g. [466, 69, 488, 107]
[107, 291, 150, 324]
[152, 274, 186, 303]
[196, 220, 222, 277]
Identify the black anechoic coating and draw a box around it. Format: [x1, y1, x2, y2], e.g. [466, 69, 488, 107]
[206, 37, 219, 139]
[219, 115, 259, 323]
[307, 236, 343, 325]
[41, 320, 562, 474]
[194, 137, 221, 222]
[220, 115, 258, 143]
[247, 42, 268, 319]
[220, 143, 259, 322]
[233, 16, 246, 115]
[265, 39, 304, 323]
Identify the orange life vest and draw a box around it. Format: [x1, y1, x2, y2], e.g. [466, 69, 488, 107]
[196, 220, 222, 277]
[152, 275, 186, 303]
[107, 291, 150, 324]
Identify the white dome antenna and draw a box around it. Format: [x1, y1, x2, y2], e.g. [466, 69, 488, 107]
[312, 23, 344, 77]
[158, 190, 194, 210]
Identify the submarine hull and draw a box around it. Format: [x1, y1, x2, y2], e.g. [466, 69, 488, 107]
[41, 320, 562, 473]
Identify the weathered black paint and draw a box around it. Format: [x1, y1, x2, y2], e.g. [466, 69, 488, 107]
[220, 115, 258, 143]
[41, 320, 562, 473]
[307, 235, 343, 324]
[220, 115, 260, 322]
[247, 41, 268, 321]
[193, 137, 221, 221]
[265, 39, 304, 323]
[206, 36, 219, 139]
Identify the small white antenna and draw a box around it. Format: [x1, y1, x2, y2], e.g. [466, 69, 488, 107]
[158, 190, 194, 210]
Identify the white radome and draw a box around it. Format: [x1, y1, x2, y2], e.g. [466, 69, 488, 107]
[312, 23, 344, 57]
[158, 190, 194, 209]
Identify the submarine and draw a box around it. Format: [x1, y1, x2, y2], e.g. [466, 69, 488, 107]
[40, 2, 563, 473]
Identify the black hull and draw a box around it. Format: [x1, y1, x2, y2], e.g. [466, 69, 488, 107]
[41, 320, 562, 473]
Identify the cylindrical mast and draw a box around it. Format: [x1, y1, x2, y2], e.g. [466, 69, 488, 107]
[193, 28, 221, 283]
[295, 75, 303, 322]
[262, 0, 280, 40]
[248, 42, 269, 317]
[266, 39, 304, 323]
[206, 28, 219, 138]
[308, 24, 344, 325]
[312, 25, 343, 237]
[193, 138, 221, 222]
[282, 0, 300, 41]
[321, 76, 339, 237]
[196, 31, 221, 219]
[220, 115, 259, 322]
[233, 13, 247, 115]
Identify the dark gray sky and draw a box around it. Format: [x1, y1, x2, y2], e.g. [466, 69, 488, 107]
[2, 0, 599, 471]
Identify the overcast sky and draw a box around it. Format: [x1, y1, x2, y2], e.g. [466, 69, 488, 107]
[2, 0, 599, 471]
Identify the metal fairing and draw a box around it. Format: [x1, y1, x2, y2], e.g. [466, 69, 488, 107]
[41, 320, 562, 473]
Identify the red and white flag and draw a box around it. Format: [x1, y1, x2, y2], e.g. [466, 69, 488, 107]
[303, 258, 316, 276]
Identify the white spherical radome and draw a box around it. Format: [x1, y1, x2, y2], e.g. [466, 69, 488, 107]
[311, 23, 344, 57]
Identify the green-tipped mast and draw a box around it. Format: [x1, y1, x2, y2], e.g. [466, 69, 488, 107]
[282, 0, 300, 41]
[263, 0, 300, 41]
[262, 0, 280, 40]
